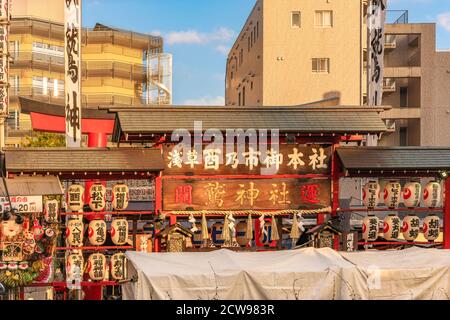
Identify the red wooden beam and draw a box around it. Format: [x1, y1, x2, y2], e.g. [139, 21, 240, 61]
[61, 211, 154, 216]
[56, 246, 133, 251]
[162, 174, 330, 180]
[30, 112, 114, 134]
[25, 281, 118, 288]
[358, 242, 443, 245]
[338, 207, 444, 212]
[444, 178, 450, 249]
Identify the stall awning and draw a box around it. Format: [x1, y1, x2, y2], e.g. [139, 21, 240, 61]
[337, 147, 450, 175]
[106, 105, 389, 142]
[0, 176, 64, 196]
[3, 148, 164, 174]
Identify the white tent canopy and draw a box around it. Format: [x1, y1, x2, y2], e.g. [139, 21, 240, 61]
[123, 248, 450, 300]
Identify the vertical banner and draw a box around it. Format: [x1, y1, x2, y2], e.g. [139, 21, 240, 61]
[65, 0, 82, 147]
[367, 0, 387, 107]
[0, 0, 10, 116]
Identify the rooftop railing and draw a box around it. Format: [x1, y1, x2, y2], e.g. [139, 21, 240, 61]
[387, 10, 409, 24]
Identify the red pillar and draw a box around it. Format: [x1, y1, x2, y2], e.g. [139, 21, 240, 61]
[83, 132, 107, 301]
[444, 178, 450, 249]
[331, 142, 341, 251]
[154, 175, 162, 253]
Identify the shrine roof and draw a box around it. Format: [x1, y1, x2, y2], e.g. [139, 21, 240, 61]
[105, 105, 389, 142]
[0, 176, 64, 196]
[2, 148, 164, 173]
[337, 147, 450, 174]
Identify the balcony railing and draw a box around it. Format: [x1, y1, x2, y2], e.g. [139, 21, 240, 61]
[386, 10, 409, 24]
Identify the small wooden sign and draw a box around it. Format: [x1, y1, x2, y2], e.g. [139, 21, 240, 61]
[163, 178, 331, 211]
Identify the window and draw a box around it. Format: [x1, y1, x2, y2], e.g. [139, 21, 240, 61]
[248, 36, 251, 52]
[53, 79, 59, 97]
[253, 26, 256, 43]
[400, 87, 408, 108]
[312, 58, 330, 73]
[315, 10, 333, 27]
[399, 127, 408, 146]
[257, 21, 259, 38]
[242, 86, 246, 106]
[291, 12, 301, 28]
[251, 81, 253, 90]
[231, 71, 234, 80]
[251, 31, 254, 47]
[240, 48, 244, 65]
[238, 92, 242, 106]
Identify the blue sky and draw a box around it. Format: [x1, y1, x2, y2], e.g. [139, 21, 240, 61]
[83, 0, 450, 105]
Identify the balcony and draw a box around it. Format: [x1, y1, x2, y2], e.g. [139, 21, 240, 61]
[385, 35, 397, 51]
[383, 78, 396, 95]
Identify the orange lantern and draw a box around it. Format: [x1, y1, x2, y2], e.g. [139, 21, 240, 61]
[401, 215, 420, 241]
[362, 215, 379, 242]
[44, 199, 60, 223]
[423, 215, 440, 241]
[110, 253, 127, 281]
[89, 183, 106, 212]
[110, 218, 128, 245]
[88, 219, 107, 246]
[383, 214, 401, 240]
[87, 253, 106, 281]
[383, 181, 401, 209]
[402, 181, 421, 208]
[423, 182, 441, 208]
[112, 184, 129, 211]
[65, 220, 84, 247]
[362, 181, 380, 209]
[67, 184, 84, 212]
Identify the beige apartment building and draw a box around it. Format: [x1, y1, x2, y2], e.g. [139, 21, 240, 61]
[226, 0, 450, 147]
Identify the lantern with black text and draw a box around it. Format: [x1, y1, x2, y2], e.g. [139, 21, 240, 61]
[423, 182, 441, 208]
[89, 183, 106, 212]
[401, 215, 420, 241]
[111, 218, 128, 245]
[362, 215, 379, 242]
[87, 253, 106, 281]
[66, 253, 84, 278]
[44, 199, 59, 223]
[112, 184, 129, 211]
[88, 219, 107, 246]
[383, 181, 401, 209]
[383, 214, 401, 240]
[402, 181, 421, 208]
[362, 181, 380, 209]
[110, 253, 127, 281]
[67, 184, 84, 212]
[65, 220, 84, 247]
[423, 215, 440, 241]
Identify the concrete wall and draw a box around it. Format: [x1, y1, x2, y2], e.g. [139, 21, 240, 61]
[12, 0, 64, 22]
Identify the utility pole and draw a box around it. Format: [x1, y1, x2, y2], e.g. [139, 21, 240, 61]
[0, 0, 11, 149]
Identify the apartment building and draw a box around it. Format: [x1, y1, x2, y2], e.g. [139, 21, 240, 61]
[6, 0, 172, 147]
[226, 0, 450, 147]
[225, 0, 365, 107]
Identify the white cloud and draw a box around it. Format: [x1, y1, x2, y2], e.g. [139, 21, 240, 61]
[182, 96, 225, 106]
[438, 12, 450, 32]
[165, 27, 235, 45]
[215, 45, 230, 55]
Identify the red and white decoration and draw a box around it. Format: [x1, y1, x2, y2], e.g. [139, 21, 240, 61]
[67, 184, 85, 212]
[422, 215, 440, 241]
[66, 219, 84, 247]
[401, 215, 420, 241]
[423, 182, 441, 208]
[87, 253, 107, 281]
[89, 183, 107, 212]
[44, 199, 60, 223]
[112, 184, 129, 211]
[88, 219, 107, 246]
[110, 218, 128, 246]
[383, 181, 401, 209]
[362, 215, 379, 242]
[110, 253, 127, 281]
[383, 214, 401, 240]
[363, 181, 380, 209]
[402, 181, 421, 208]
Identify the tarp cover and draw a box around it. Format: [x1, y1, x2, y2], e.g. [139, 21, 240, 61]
[123, 247, 450, 300]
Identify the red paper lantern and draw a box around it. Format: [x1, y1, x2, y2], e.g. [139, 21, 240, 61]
[401, 215, 420, 241]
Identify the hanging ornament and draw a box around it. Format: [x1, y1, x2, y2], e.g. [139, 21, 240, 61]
[383, 181, 401, 209]
[290, 213, 300, 246]
[67, 184, 85, 212]
[66, 253, 84, 280]
[423, 182, 441, 208]
[110, 218, 129, 246]
[270, 215, 280, 242]
[258, 214, 267, 243]
[110, 253, 127, 281]
[362, 214, 379, 242]
[88, 219, 107, 246]
[201, 213, 209, 247]
[66, 219, 84, 247]
[112, 184, 129, 211]
[423, 215, 440, 241]
[401, 215, 420, 241]
[245, 214, 253, 246]
[44, 199, 59, 223]
[383, 214, 401, 240]
[87, 253, 106, 281]
[402, 181, 421, 208]
[188, 214, 198, 233]
[32, 219, 44, 241]
[89, 183, 107, 212]
[362, 181, 380, 209]
[222, 214, 231, 247]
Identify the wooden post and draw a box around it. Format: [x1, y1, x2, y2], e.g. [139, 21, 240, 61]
[331, 142, 341, 251]
[153, 175, 162, 253]
[444, 178, 450, 249]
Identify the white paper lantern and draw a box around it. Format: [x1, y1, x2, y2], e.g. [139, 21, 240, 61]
[89, 183, 107, 212]
[110, 253, 127, 281]
[383, 181, 401, 209]
[112, 184, 129, 211]
[362, 215, 379, 242]
[423, 182, 441, 208]
[110, 219, 128, 245]
[44, 199, 59, 223]
[87, 253, 106, 281]
[88, 219, 107, 246]
[423, 215, 440, 241]
[363, 181, 380, 209]
[383, 214, 401, 240]
[66, 220, 84, 247]
[67, 184, 84, 212]
[402, 181, 421, 208]
[66, 253, 84, 278]
[401, 215, 420, 241]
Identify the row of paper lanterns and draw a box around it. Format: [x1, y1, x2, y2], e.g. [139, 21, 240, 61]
[66, 218, 129, 246]
[66, 252, 127, 281]
[67, 183, 130, 212]
[363, 181, 442, 209]
[362, 214, 440, 242]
